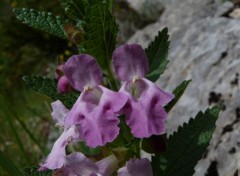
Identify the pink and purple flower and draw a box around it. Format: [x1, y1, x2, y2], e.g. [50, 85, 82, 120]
[64, 54, 128, 147]
[39, 100, 82, 170]
[113, 44, 174, 138]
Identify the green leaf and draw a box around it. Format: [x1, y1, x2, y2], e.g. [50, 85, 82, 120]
[23, 167, 52, 176]
[78, 142, 101, 156]
[165, 80, 191, 112]
[14, 8, 67, 39]
[23, 75, 79, 109]
[0, 151, 23, 176]
[59, 0, 86, 20]
[152, 106, 221, 176]
[146, 28, 170, 82]
[82, 0, 118, 69]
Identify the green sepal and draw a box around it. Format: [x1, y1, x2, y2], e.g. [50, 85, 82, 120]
[112, 147, 135, 167]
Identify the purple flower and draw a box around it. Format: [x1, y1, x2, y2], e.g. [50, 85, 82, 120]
[55, 63, 73, 94]
[118, 158, 153, 176]
[39, 100, 82, 171]
[57, 76, 73, 94]
[53, 153, 118, 176]
[113, 44, 174, 138]
[64, 54, 128, 147]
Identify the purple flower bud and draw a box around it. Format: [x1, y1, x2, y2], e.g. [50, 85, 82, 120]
[57, 76, 73, 94]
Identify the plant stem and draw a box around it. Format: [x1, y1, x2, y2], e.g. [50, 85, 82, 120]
[106, 65, 119, 91]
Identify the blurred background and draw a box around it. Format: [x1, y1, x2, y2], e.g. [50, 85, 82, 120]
[1, 0, 240, 175]
[0, 0, 71, 175]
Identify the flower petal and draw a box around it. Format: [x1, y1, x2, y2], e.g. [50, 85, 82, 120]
[98, 86, 128, 113]
[39, 126, 80, 170]
[142, 78, 174, 106]
[63, 152, 99, 175]
[64, 54, 103, 92]
[64, 87, 102, 125]
[120, 79, 174, 138]
[65, 86, 127, 147]
[96, 155, 118, 176]
[51, 100, 69, 127]
[118, 158, 153, 176]
[113, 44, 149, 81]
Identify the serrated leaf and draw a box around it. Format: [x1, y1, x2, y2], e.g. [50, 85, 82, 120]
[152, 106, 221, 176]
[23, 167, 52, 176]
[23, 75, 79, 109]
[82, 0, 117, 69]
[59, 0, 86, 20]
[165, 80, 191, 112]
[14, 8, 67, 39]
[146, 28, 170, 82]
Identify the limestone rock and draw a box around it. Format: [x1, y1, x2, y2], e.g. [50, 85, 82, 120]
[114, 0, 164, 44]
[215, 1, 234, 17]
[159, 17, 240, 176]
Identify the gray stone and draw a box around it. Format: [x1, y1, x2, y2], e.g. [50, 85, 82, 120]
[123, 0, 164, 23]
[128, 0, 222, 47]
[215, 1, 234, 17]
[114, 0, 164, 44]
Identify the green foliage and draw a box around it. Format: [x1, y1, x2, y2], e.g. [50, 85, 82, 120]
[0, 151, 23, 176]
[0, 1, 67, 175]
[146, 28, 170, 82]
[152, 106, 221, 176]
[23, 75, 79, 109]
[82, 0, 118, 69]
[165, 80, 191, 112]
[78, 142, 101, 156]
[4, 106, 31, 164]
[14, 8, 67, 39]
[59, 0, 86, 20]
[23, 167, 52, 176]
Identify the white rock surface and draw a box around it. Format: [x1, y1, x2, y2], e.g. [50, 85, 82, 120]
[230, 8, 240, 19]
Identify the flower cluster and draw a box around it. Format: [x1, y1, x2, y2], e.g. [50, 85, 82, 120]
[40, 44, 174, 175]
